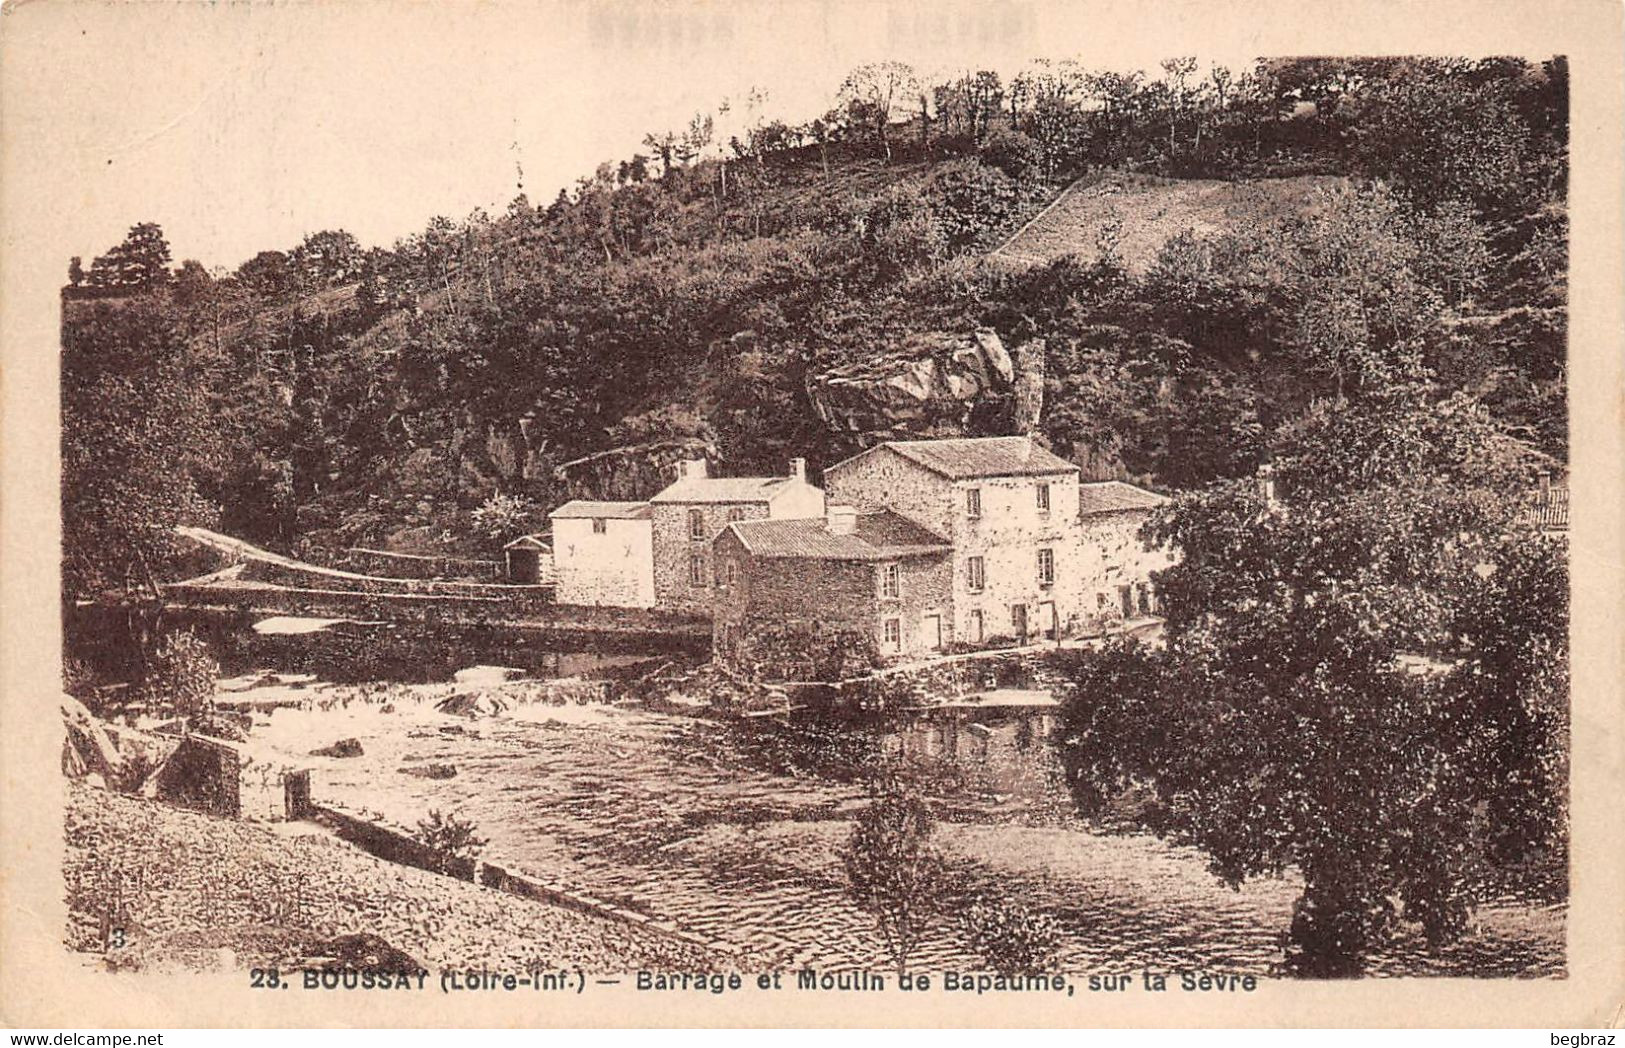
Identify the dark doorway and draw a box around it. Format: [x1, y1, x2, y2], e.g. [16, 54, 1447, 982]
[506, 547, 540, 584]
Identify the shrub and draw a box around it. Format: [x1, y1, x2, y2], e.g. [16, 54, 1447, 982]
[413, 810, 487, 873]
[928, 159, 1022, 251]
[470, 492, 537, 543]
[981, 128, 1043, 182]
[957, 896, 1063, 975]
[135, 629, 217, 720]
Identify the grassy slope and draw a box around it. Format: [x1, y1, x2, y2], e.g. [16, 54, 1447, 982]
[990, 171, 1348, 273]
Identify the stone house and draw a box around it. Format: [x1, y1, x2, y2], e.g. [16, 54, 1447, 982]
[712, 504, 954, 676]
[547, 500, 655, 608]
[824, 436, 1172, 647]
[648, 458, 825, 614]
[1076, 481, 1175, 623]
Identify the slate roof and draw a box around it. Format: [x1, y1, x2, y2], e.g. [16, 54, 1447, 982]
[834, 436, 1080, 480]
[725, 510, 951, 561]
[503, 533, 552, 550]
[548, 500, 652, 520]
[1077, 481, 1170, 516]
[649, 475, 793, 504]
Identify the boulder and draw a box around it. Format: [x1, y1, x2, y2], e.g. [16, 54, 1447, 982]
[809, 329, 1041, 444]
[60, 694, 123, 784]
[311, 738, 364, 758]
[399, 762, 458, 780]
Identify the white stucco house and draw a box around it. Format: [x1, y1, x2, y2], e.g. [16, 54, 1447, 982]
[548, 500, 656, 608]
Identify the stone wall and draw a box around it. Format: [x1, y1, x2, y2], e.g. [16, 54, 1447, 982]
[873, 554, 956, 660]
[239, 558, 552, 600]
[1077, 510, 1176, 621]
[313, 801, 719, 953]
[651, 502, 769, 614]
[713, 531, 954, 677]
[161, 583, 710, 644]
[713, 537, 874, 673]
[827, 449, 1098, 643]
[947, 472, 1090, 644]
[330, 548, 504, 582]
[314, 803, 477, 881]
[825, 447, 955, 537]
[153, 737, 240, 817]
[553, 517, 655, 608]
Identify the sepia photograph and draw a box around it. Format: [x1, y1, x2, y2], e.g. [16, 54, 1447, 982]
[3, 0, 1622, 1033]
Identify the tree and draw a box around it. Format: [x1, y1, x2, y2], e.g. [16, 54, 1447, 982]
[1269, 184, 1441, 401]
[843, 772, 941, 976]
[291, 229, 363, 289]
[87, 223, 173, 291]
[172, 259, 214, 310]
[61, 298, 220, 600]
[642, 130, 682, 177]
[1348, 60, 1534, 222]
[1054, 387, 1562, 976]
[838, 61, 919, 162]
[1159, 57, 1198, 158]
[236, 250, 295, 298]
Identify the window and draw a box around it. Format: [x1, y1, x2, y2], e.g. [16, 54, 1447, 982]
[967, 609, 984, 643]
[689, 552, 707, 587]
[965, 488, 981, 519]
[883, 618, 901, 651]
[880, 563, 900, 599]
[1037, 547, 1055, 586]
[1036, 483, 1051, 512]
[591, 518, 607, 535]
[725, 560, 739, 587]
[966, 556, 985, 592]
[688, 509, 706, 541]
[726, 507, 747, 523]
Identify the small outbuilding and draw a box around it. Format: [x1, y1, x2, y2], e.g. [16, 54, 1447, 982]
[503, 533, 552, 584]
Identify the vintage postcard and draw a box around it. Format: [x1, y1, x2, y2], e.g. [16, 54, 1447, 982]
[2, 0, 1621, 1030]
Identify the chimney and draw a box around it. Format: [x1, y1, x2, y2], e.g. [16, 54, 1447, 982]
[679, 457, 708, 481]
[790, 457, 807, 483]
[826, 504, 858, 536]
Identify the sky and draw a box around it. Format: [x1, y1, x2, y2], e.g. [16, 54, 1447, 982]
[2, 0, 1564, 273]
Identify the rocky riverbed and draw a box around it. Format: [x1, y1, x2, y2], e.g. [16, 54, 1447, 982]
[236, 677, 1564, 978]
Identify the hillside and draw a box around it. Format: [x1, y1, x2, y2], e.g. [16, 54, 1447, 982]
[989, 172, 1347, 273]
[60, 55, 1568, 590]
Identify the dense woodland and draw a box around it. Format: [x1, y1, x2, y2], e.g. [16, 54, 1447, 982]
[63, 54, 1566, 594]
[61, 54, 1570, 977]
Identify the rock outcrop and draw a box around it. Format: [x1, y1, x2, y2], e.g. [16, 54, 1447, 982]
[810, 328, 1047, 443]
